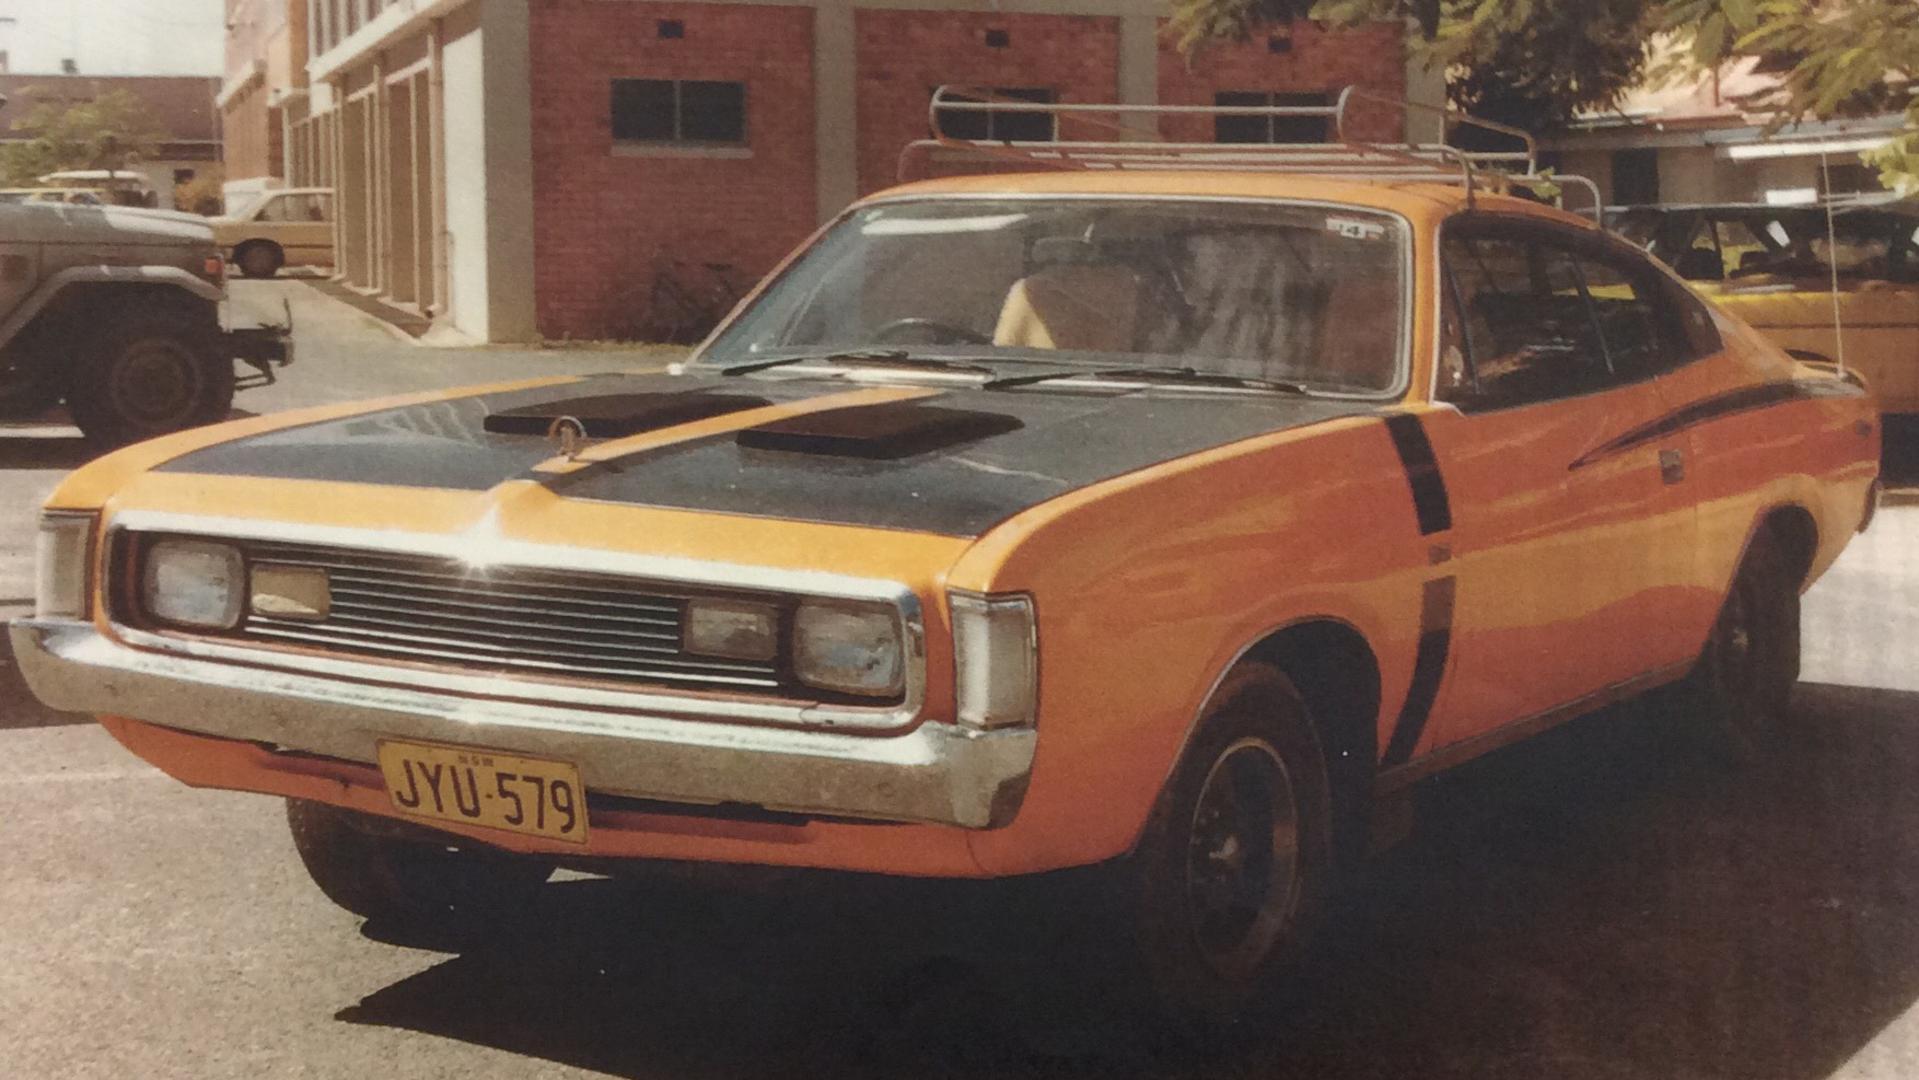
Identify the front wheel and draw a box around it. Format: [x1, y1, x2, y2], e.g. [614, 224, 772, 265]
[1120, 661, 1333, 1037]
[285, 800, 553, 926]
[67, 303, 234, 446]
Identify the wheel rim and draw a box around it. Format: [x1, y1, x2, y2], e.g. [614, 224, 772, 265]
[1184, 737, 1300, 979]
[107, 338, 203, 426]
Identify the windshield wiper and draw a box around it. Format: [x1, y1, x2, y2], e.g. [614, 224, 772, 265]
[718, 351, 996, 379]
[718, 350, 910, 377]
[983, 365, 1311, 395]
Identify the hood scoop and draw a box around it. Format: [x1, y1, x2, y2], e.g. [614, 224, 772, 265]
[483, 391, 772, 438]
[737, 402, 1023, 460]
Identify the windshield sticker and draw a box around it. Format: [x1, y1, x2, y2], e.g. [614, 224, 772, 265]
[1326, 216, 1388, 242]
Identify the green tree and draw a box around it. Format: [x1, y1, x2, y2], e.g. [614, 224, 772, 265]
[1167, 0, 1919, 187]
[0, 88, 162, 187]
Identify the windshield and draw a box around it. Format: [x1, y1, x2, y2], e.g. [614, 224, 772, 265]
[699, 198, 1410, 395]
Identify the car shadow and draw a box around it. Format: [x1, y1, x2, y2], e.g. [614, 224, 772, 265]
[334, 682, 1919, 1079]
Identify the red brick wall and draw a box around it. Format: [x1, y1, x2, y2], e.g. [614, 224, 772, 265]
[1157, 20, 1406, 143]
[528, 0, 818, 341]
[854, 11, 1122, 196]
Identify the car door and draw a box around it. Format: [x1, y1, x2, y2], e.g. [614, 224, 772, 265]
[1415, 218, 1702, 749]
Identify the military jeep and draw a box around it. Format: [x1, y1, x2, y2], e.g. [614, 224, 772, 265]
[0, 201, 292, 445]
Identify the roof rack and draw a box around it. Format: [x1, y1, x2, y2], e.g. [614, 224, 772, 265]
[900, 86, 1603, 222]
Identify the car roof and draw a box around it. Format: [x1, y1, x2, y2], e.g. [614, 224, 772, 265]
[865, 171, 1601, 231]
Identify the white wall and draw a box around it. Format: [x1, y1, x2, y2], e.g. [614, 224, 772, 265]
[439, 10, 489, 341]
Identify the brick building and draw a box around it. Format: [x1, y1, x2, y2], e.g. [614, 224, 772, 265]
[219, 0, 313, 200]
[289, 0, 1430, 344]
[0, 73, 221, 209]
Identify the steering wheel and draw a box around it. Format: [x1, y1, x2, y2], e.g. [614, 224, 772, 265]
[870, 317, 994, 346]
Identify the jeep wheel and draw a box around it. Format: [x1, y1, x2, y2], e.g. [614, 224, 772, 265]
[235, 242, 283, 279]
[285, 800, 553, 926]
[1121, 661, 1332, 1038]
[68, 303, 234, 446]
[1684, 536, 1801, 760]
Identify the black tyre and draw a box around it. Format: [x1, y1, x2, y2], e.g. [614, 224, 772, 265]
[1686, 535, 1801, 760]
[67, 302, 234, 447]
[1120, 661, 1333, 1037]
[235, 242, 283, 279]
[285, 799, 553, 925]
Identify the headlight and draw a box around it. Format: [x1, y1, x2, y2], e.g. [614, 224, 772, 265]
[793, 600, 904, 698]
[142, 538, 245, 630]
[34, 513, 95, 620]
[950, 591, 1037, 730]
[684, 597, 780, 662]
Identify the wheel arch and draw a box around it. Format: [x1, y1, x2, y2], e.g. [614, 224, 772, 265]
[1747, 502, 1820, 591]
[1167, 616, 1383, 871]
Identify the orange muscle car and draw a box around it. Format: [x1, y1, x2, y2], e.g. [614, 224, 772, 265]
[14, 168, 1881, 1030]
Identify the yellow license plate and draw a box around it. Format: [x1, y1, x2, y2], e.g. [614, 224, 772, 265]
[376, 739, 589, 845]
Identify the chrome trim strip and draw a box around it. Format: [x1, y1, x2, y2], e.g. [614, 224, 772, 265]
[12, 618, 1032, 830]
[102, 511, 927, 734]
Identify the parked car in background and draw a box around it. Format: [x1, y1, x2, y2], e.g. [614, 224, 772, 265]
[36, 170, 162, 209]
[12, 95, 1882, 1035]
[1610, 197, 1919, 414]
[0, 201, 293, 444]
[211, 188, 334, 278]
[0, 188, 112, 206]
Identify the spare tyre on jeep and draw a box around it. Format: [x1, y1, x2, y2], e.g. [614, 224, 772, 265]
[0, 201, 292, 446]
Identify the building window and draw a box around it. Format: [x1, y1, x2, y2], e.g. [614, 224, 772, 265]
[1215, 91, 1332, 144]
[1611, 148, 1660, 206]
[935, 87, 1056, 142]
[610, 79, 747, 145]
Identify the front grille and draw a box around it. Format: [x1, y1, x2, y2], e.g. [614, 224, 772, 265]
[212, 540, 786, 694]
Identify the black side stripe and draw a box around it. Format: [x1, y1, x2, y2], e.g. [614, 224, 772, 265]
[1571, 378, 1866, 472]
[1383, 576, 1456, 768]
[1383, 413, 1452, 535]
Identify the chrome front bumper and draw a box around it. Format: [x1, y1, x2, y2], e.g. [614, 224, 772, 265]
[10, 618, 1037, 830]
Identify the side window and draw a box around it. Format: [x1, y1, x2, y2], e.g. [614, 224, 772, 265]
[1441, 232, 1611, 410]
[256, 196, 293, 223]
[1578, 250, 1676, 382]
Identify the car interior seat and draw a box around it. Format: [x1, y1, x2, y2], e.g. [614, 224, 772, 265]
[993, 237, 1143, 352]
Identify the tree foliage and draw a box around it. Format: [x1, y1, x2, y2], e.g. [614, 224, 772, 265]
[0, 88, 162, 187]
[1167, 0, 1919, 187]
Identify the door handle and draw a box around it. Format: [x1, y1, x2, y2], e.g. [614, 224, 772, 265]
[1659, 448, 1686, 485]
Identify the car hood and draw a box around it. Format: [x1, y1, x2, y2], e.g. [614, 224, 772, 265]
[153, 372, 1379, 537]
[0, 202, 214, 245]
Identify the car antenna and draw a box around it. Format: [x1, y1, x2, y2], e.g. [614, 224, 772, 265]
[1820, 150, 1848, 378]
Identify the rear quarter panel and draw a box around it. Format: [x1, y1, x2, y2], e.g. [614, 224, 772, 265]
[1656, 310, 1880, 629]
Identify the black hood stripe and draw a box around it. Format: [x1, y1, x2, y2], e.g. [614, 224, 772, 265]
[158, 373, 1380, 538]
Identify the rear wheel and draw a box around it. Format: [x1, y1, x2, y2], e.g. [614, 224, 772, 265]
[67, 302, 233, 446]
[285, 799, 553, 925]
[1119, 662, 1333, 1038]
[1685, 535, 1801, 759]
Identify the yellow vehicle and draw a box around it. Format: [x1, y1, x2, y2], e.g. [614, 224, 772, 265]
[1611, 198, 1919, 413]
[12, 93, 1882, 1032]
[210, 187, 335, 278]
